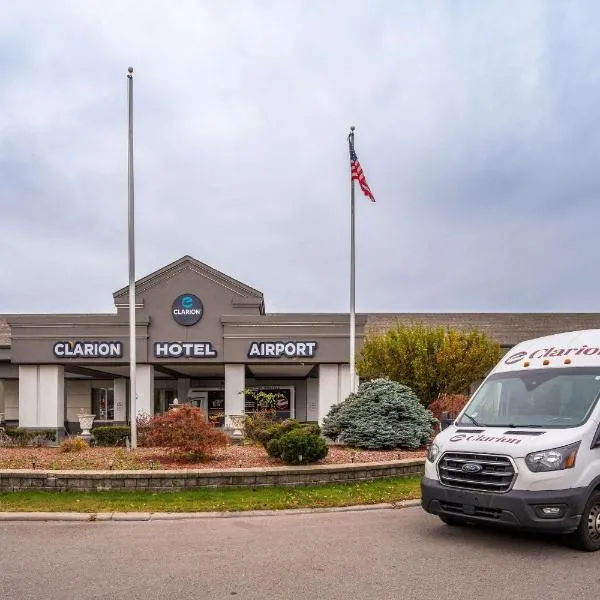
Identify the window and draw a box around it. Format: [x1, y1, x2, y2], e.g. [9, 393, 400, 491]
[92, 387, 114, 421]
[457, 367, 600, 429]
[244, 387, 294, 421]
[207, 391, 225, 426]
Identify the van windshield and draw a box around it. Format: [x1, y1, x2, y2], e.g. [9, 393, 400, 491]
[456, 367, 600, 429]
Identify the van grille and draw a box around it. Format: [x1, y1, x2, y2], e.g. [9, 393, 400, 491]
[437, 452, 516, 493]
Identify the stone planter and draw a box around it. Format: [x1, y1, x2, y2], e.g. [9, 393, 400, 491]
[77, 414, 96, 437]
[228, 414, 246, 438]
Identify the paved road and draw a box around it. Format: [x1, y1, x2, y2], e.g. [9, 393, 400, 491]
[1, 507, 599, 600]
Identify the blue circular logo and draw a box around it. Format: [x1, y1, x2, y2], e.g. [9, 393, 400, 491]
[171, 294, 203, 326]
[461, 462, 483, 474]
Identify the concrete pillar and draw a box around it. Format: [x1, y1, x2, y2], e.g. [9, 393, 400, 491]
[306, 378, 319, 422]
[338, 364, 359, 402]
[135, 365, 154, 419]
[114, 378, 127, 421]
[177, 378, 191, 404]
[225, 364, 245, 427]
[318, 364, 340, 425]
[18, 365, 64, 430]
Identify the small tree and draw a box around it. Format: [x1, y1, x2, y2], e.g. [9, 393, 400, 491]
[356, 322, 501, 406]
[321, 378, 437, 450]
[144, 406, 228, 461]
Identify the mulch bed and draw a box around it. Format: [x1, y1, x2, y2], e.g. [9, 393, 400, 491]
[0, 444, 426, 471]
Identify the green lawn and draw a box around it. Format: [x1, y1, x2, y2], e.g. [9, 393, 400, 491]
[0, 476, 422, 513]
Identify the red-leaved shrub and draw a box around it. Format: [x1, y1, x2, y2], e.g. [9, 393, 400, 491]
[428, 393, 469, 421]
[144, 405, 228, 460]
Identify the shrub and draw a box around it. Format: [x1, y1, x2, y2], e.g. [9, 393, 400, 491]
[265, 437, 282, 458]
[321, 378, 438, 450]
[278, 428, 328, 465]
[144, 405, 228, 460]
[250, 418, 319, 457]
[428, 393, 469, 421]
[59, 437, 89, 452]
[243, 409, 278, 445]
[93, 426, 131, 447]
[4, 428, 57, 447]
[136, 411, 153, 447]
[356, 322, 501, 406]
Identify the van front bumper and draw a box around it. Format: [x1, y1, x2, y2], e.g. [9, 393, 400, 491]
[421, 477, 586, 534]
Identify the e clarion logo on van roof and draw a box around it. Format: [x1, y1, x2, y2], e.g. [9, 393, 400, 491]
[505, 344, 600, 364]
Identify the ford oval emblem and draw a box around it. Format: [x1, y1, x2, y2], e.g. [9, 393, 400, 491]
[462, 462, 483, 473]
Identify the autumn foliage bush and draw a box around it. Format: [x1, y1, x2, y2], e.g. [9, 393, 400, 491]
[144, 405, 228, 461]
[59, 437, 90, 453]
[427, 394, 469, 421]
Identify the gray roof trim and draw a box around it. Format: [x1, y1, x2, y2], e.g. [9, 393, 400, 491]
[221, 313, 369, 326]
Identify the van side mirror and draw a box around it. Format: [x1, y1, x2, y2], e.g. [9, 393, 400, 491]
[591, 423, 600, 449]
[440, 411, 454, 430]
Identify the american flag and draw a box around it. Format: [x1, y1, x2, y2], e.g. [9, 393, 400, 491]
[349, 138, 375, 202]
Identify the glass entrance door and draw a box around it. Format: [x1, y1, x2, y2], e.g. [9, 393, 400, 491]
[153, 389, 177, 415]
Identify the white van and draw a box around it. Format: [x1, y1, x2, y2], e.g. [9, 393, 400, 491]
[421, 329, 600, 551]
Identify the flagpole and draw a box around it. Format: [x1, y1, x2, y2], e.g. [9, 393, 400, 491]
[349, 126, 357, 395]
[127, 66, 138, 449]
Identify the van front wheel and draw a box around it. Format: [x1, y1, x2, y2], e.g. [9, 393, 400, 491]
[568, 490, 600, 551]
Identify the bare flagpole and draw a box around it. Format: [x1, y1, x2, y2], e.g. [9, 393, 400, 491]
[348, 126, 357, 395]
[127, 66, 137, 449]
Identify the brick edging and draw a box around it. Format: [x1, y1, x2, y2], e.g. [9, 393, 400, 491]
[0, 459, 426, 492]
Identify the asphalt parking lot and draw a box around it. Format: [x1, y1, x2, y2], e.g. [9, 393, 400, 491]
[0, 506, 598, 600]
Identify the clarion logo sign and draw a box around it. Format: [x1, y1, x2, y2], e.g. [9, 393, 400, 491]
[449, 433, 522, 445]
[171, 294, 204, 326]
[53, 341, 122, 358]
[504, 345, 600, 364]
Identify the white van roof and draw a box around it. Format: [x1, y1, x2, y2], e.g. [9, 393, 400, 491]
[494, 328, 600, 374]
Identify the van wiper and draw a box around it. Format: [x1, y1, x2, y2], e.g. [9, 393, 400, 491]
[462, 413, 482, 427]
[496, 424, 542, 428]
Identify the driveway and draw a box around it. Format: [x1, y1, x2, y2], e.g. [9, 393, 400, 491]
[0, 506, 597, 599]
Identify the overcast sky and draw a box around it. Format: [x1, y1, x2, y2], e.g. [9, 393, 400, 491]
[2, 1, 600, 315]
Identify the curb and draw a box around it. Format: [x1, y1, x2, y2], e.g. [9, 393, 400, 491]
[0, 499, 421, 522]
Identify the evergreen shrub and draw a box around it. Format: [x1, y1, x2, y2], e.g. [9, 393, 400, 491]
[277, 428, 328, 465]
[92, 425, 131, 447]
[321, 378, 438, 450]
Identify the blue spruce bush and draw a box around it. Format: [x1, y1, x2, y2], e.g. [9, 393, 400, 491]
[321, 378, 438, 450]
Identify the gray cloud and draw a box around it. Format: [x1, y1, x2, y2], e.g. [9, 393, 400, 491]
[1, 0, 600, 315]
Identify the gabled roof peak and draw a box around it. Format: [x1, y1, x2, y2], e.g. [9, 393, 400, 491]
[112, 255, 264, 304]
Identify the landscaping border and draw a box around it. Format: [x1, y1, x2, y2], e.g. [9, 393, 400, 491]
[0, 459, 425, 492]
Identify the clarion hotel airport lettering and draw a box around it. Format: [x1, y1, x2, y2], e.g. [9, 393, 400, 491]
[505, 344, 600, 364]
[154, 342, 217, 358]
[53, 341, 122, 358]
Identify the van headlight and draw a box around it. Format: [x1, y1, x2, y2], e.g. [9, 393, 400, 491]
[525, 441, 581, 472]
[427, 442, 440, 463]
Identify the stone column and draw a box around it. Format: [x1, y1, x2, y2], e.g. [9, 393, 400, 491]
[135, 365, 154, 419]
[18, 365, 64, 431]
[177, 378, 191, 404]
[224, 364, 245, 427]
[318, 364, 340, 425]
[113, 378, 127, 421]
[0, 380, 5, 422]
[306, 377, 319, 422]
[338, 364, 358, 402]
